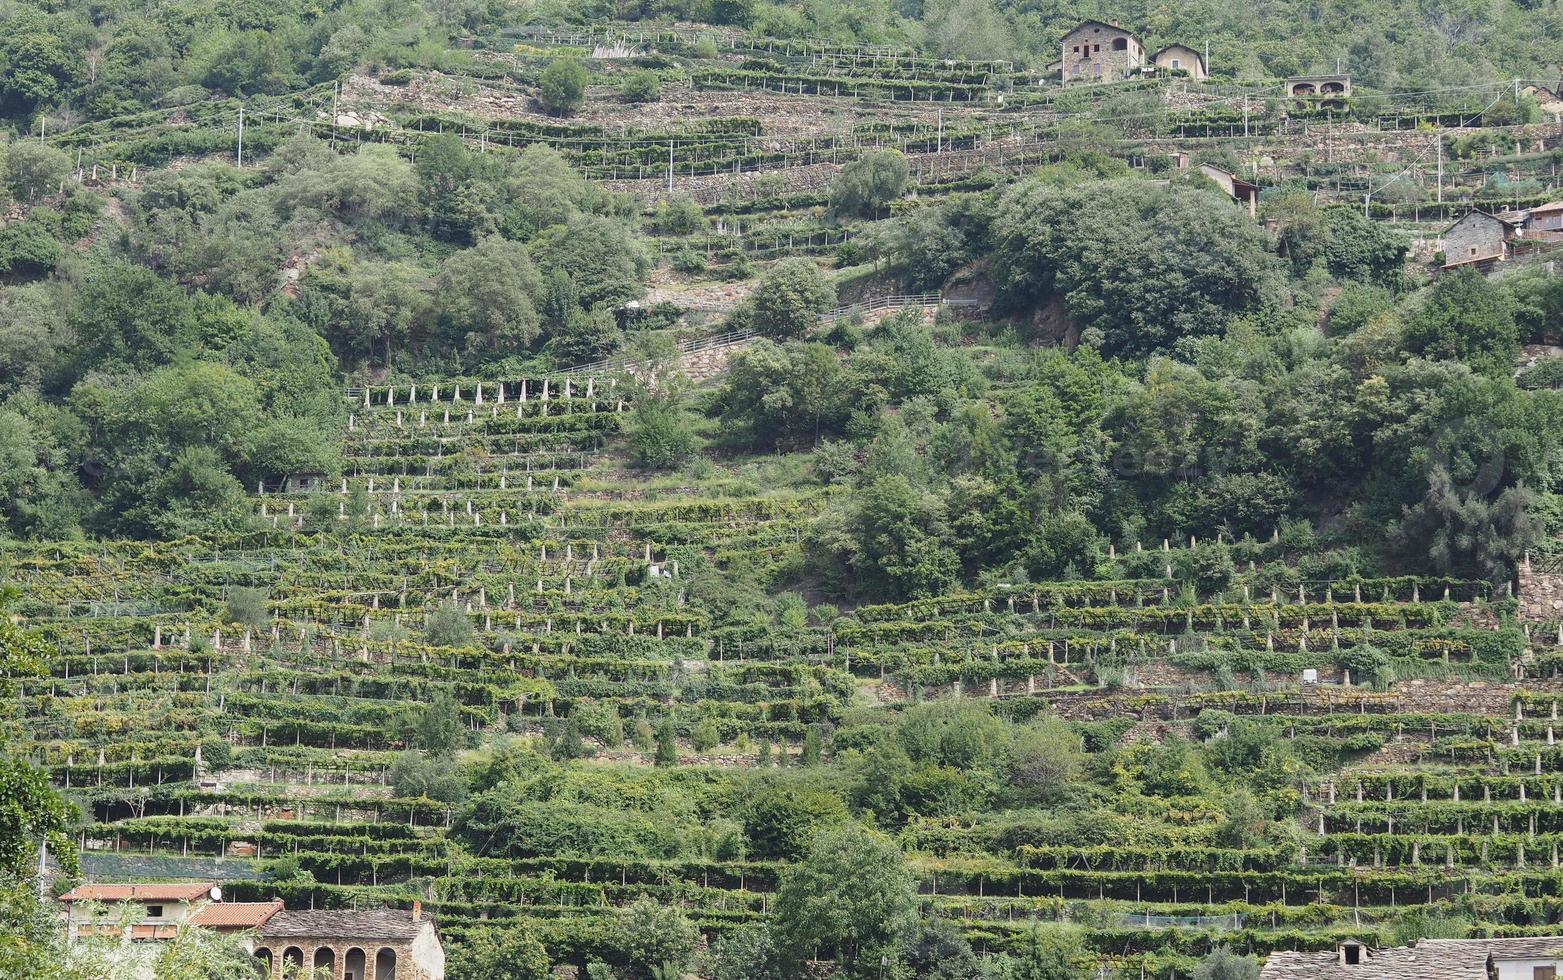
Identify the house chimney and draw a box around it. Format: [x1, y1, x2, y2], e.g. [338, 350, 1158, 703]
[412, 900, 422, 922]
[1110, 19, 1119, 26]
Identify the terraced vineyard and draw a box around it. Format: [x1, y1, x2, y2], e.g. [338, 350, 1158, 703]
[6, 372, 1563, 976]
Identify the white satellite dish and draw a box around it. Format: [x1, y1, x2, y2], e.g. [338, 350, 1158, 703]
[209, 886, 223, 902]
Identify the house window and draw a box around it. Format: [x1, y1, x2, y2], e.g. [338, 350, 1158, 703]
[1093, 43, 1100, 52]
[1071, 64, 1080, 76]
[1171, 59, 1181, 68]
[1470, 246, 1478, 256]
[1343, 946, 1361, 965]
[1113, 38, 1128, 51]
[1534, 967, 1557, 980]
[146, 906, 164, 918]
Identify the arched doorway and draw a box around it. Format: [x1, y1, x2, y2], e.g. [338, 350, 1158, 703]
[314, 947, 337, 976]
[374, 947, 397, 980]
[254, 947, 273, 978]
[345, 947, 367, 980]
[282, 947, 304, 974]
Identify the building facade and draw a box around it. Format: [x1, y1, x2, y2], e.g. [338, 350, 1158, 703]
[59, 882, 222, 941]
[1151, 43, 1207, 79]
[1442, 209, 1519, 268]
[1060, 20, 1144, 83]
[1262, 937, 1563, 978]
[252, 907, 445, 980]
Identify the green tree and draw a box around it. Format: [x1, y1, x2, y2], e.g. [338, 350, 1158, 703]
[772, 823, 916, 977]
[438, 238, 544, 357]
[712, 340, 853, 448]
[1023, 511, 1102, 581]
[654, 717, 678, 766]
[904, 917, 983, 980]
[611, 896, 698, 977]
[414, 689, 466, 756]
[628, 392, 698, 470]
[538, 57, 589, 115]
[389, 750, 468, 803]
[711, 924, 782, 980]
[424, 602, 475, 648]
[223, 587, 269, 630]
[621, 70, 660, 103]
[0, 752, 77, 879]
[992, 180, 1276, 357]
[749, 259, 834, 338]
[1321, 206, 1408, 286]
[743, 780, 848, 860]
[829, 149, 910, 218]
[1403, 268, 1519, 375]
[448, 924, 551, 980]
[991, 924, 1092, 980]
[1193, 946, 1262, 980]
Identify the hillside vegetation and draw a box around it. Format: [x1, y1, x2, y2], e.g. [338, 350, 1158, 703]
[3, 1, 1563, 979]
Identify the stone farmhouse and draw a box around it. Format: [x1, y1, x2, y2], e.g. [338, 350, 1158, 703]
[1060, 20, 1144, 83]
[1059, 20, 1210, 84]
[58, 884, 443, 980]
[1440, 203, 1563, 271]
[1261, 936, 1563, 978]
[253, 905, 445, 980]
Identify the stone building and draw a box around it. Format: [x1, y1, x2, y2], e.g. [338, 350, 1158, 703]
[59, 881, 222, 941]
[1197, 163, 1259, 216]
[252, 906, 445, 980]
[1261, 936, 1563, 978]
[1150, 43, 1206, 79]
[1440, 208, 1521, 269]
[1060, 20, 1144, 83]
[1285, 74, 1352, 110]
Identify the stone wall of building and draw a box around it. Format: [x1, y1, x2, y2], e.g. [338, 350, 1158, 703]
[1444, 212, 1509, 262]
[1061, 23, 1142, 83]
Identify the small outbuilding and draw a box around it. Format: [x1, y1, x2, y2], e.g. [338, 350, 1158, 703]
[1198, 163, 1260, 216]
[1150, 43, 1207, 79]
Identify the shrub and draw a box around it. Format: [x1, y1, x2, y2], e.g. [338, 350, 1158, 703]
[223, 587, 269, 630]
[828, 149, 910, 218]
[538, 57, 589, 115]
[749, 259, 834, 339]
[621, 70, 661, 103]
[424, 602, 475, 647]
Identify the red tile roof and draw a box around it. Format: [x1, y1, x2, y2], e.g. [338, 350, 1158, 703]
[189, 900, 284, 930]
[59, 882, 217, 903]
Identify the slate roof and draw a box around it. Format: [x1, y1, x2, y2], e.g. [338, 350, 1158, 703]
[1062, 19, 1139, 40]
[1261, 938, 1563, 979]
[258, 908, 428, 941]
[188, 900, 284, 930]
[59, 882, 216, 903]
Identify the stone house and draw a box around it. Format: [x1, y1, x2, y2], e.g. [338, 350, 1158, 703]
[1441, 208, 1522, 269]
[59, 882, 222, 941]
[252, 905, 445, 980]
[1261, 936, 1563, 978]
[1060, 20, 1144, 83]
[1150, 43, 1206, 79]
